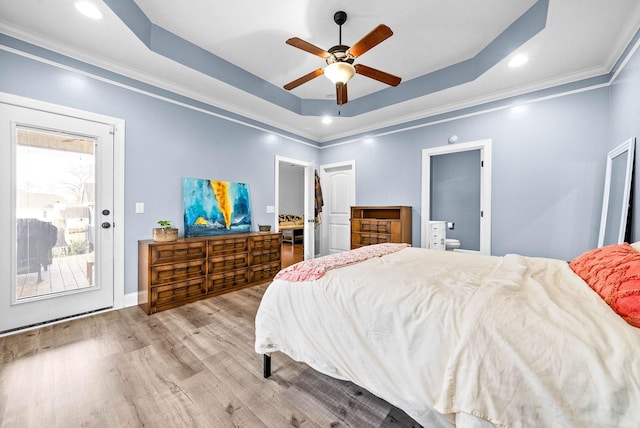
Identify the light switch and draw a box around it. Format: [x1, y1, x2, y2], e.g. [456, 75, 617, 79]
[266, 205, 275, 213]
[135, 202, 144, 214]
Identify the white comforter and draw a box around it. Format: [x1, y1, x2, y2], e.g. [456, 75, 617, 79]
[254, 247, 640, 427]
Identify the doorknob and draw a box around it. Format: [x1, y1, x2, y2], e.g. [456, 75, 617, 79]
[101, 222, 111, 229]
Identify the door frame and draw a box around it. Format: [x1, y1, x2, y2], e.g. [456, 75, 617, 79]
[421, 139, 492, 255]
[274, 155, 315, 260]
[0, 92, 125, 314]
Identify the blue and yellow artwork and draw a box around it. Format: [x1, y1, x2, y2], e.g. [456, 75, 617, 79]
[182, 177, 252, 237]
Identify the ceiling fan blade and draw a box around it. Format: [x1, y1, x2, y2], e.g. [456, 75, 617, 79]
[283, 68, 324, 90]
[347, 24, 393, 58]
[286, 37, 330, 58]
[355, 64, 401, 87]
[336, 83, 348, 105]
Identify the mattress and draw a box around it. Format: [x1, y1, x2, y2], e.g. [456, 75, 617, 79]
[255, 247, 640, 427]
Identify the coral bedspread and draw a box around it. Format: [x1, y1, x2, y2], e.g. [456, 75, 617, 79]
[254, 247, 640, 428]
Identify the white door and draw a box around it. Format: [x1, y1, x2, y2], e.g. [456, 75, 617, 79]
[0, 102, 115, 333]
[320, 161, 356, 256]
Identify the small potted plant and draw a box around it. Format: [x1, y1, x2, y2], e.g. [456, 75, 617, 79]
[153, 220, 179, 242]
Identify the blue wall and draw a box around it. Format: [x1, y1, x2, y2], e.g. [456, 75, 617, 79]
[2, 31, 639, 298]
[609, 41, 640, 242]
[319, 89, 610, 260]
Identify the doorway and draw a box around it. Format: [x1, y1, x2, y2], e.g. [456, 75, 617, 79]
[0, 95, 124, 334]
[275, 156, 315, 261]
[421, 140, 492, 255]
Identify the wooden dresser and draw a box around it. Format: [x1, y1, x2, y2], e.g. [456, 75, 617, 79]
[350, 206, 412, 249]
[138, 232, 281, 314]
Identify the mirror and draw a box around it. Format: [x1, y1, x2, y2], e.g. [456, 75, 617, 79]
[598, 138, 635, 247]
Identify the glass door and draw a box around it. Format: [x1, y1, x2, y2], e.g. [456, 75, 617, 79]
[0, 102, 115, 333]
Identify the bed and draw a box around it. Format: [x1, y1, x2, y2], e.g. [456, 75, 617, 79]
[254, 242, 640, 428]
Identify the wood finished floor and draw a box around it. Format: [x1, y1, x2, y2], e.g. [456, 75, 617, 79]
[281, 243, 301, 268]
[0, 244, 422, 428]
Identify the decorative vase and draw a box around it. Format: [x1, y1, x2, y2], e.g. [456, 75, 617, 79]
[152, 227, 178, 242]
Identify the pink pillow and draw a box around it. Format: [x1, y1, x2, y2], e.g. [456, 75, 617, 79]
[569, 243, 640, 328]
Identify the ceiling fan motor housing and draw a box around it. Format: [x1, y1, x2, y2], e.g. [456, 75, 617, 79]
[327, 45, 354, 65]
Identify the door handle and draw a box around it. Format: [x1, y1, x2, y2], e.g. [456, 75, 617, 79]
[101, 222, 111, 229]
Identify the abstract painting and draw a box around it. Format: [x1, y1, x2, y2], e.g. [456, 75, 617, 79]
[182, 177, 252, 237]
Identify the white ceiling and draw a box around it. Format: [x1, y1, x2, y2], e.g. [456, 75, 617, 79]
[1, 1, 640, 143]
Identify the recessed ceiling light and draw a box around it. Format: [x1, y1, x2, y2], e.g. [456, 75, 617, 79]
[508, 54, 528, 68]
[75, 1, 103, 20]
[322, 116, 332, 125]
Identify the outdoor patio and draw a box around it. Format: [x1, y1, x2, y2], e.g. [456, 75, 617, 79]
[15, 253, 94, 299]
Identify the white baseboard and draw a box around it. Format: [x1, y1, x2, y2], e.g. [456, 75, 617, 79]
[124, 292, 138, 308]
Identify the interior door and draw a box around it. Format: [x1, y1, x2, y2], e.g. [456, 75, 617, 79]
[303, 163, 316, 260]
[320, 161, 356, 256]
[0, 102, 115, 333]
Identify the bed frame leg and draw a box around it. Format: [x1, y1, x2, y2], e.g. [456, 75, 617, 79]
[263, 354, 271, 378]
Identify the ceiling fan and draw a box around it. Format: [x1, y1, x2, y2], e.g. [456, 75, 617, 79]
[283, 11, 402, 106]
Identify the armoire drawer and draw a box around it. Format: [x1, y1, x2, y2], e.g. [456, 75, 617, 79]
[359, 220, 391, 234]
[357, 233, 391, 246]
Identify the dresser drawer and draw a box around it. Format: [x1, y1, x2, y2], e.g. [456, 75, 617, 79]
[208, 253, 248, 274]
[358, 233, 391, 246]
[208, 237, 248, 256]
[359, 220, 391, 234]
[150, 277, 207, 313]
[249, 261, 281, 283]
[249, 234, 281, 250]
[150, 259, 206, 285]
[430, 222, 446, 232]
[249, 248, 281, 265]
[208, 269, 249, 292]
[150, 241, 206, 265]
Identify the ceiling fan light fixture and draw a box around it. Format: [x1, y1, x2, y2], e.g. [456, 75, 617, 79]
[324, 62, 355, 85]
